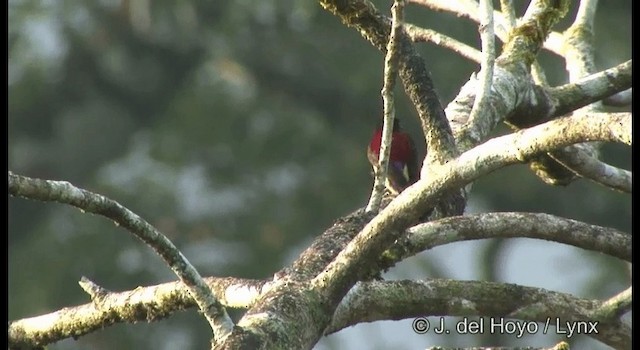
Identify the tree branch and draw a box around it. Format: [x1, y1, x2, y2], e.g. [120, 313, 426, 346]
[563, 0, 599, 83]
[449, 0, 569, 152]
[405, 24, 482, 63]
[466, 0, 495, 136]
[210, 110, 629, 348]
[548, 140, 632, 193]
[8, 276, 267, 348]
[603, 88, 632, 107]
[318, 0, 458, 164]
[526, 0, 603, 187]
[11, 210, 631, 348]
[7, 172, 234, 344]
[550, 60, 632, 118]
[589, 287, 632, 322]
[366, 0, 404, 212]
[382, 212, 631, 268]
[447, 57, 631, 187]
[408, 0, 566, 57]
[327, 279, 631, 349]
[499, 0, 516, 26]
[314, 112, 630, 304]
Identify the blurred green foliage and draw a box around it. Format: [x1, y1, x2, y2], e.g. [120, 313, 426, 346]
[8, 1, 630, 349]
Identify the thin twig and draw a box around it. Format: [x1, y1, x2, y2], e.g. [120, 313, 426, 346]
[366, 0, 405, 212]
[405, 24, 482, 63]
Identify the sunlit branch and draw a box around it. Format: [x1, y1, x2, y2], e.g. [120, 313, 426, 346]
[7, 172, 234, 343]
[327, 279, 630, 349]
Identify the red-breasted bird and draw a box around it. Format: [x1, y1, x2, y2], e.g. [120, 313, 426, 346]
[367, 119, 420, 194]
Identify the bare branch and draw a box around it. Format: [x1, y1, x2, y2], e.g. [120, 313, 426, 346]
[448, 65, 526, 151]
[590, 287, 632, 322]
[7, 1, 632, 349]
[531, 61, 550, 86]
[498, 0, 570, 68]
[78, 276, 111, 302]
[313, 112, 630, 298]
[408, 0, 566, 56]
[366, 0, 405, 213]
[447, 60, 632, 187]
[319, 0, 458, 165]
[405, 24, 482, 63]
[551, 60, 632, 118]
[532, 0, 602, 187]
[327, 279, 631, 349]
[9, 109, 630, 349]
[517, 60, 630, 187]
[564, 0, 599, 83]
[548, 141, 632, 193]
[7, 172, 234, 343]
[499, 0, 516, 27]
[211, 110, 630, 349]
[603, 88, 632, 107]
[383, 212, 631, 266]
[464, 0, 495, 145]
[449, 0, 569, 151]
[8, 277, 267, 348]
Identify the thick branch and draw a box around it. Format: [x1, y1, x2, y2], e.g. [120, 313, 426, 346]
[531, 0, 602, 187]
[8, 276, 267, 348]
[551, 60, 632, 118]
[499, 0, 516, 26]
[7, 172, 234, 343]
[43, 102, 628, 350]
[497, 0, 570, 68]
[548, 141, 632, 193]
[313, 113, 629, 299]
[327, 279, 631, 349]
[448, 61, 631, 152]
[590, 287, 632, 322]
[448, 65, 525, 152]
[603, 88, 632, 107]
[449, 0, 569, 151]
[507, 59, 630, 187]
[383, 212, 631, 266]
[447, 60, 631, 190]
[214, 111, 629, 348]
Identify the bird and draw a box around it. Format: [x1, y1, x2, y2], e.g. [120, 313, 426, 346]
[367, 119, 420, 195]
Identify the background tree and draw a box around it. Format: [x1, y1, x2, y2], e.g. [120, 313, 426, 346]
[8, 0, 630, 349]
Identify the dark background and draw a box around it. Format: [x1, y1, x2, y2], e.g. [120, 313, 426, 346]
[8, 1, 631, 349]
